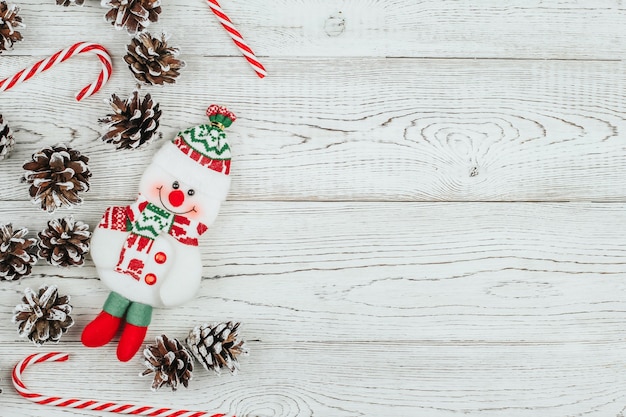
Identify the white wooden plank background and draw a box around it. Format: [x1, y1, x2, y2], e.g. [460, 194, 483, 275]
[1, 1, 625, 416]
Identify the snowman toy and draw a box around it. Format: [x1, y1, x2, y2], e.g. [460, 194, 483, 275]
[82, 105, 236, 361]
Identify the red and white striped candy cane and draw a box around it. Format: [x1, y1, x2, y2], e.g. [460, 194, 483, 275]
[13, 352, 234, 417]
[206, 0, 267, 78]
[0, 42, 112, 101]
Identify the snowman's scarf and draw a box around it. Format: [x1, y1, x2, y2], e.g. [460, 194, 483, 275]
[108, 196, 208, 281]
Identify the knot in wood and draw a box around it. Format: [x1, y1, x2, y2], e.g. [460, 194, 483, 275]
[324, 12, 345, 37]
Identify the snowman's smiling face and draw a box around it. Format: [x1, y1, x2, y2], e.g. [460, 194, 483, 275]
[157, 181, 197, 215]
[138, 164, 223, 225]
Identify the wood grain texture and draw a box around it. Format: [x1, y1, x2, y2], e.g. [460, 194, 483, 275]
[0, 57, 625, 202]
[2, 0, 625, 59]
[1, 202, 626, 417]
[1, 1, 625, 416]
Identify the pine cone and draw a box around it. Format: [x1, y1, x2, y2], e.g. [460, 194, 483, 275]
[57, 0, 84, 6]
[0, 114, 15, 160]
[13, 285, 74, 346]
[102, 0, 161, 35]
[124, 32, 184, 86]
[22, 145, 91, 213]
[38, 216, 91, 267]
[0, 1, 24, 53]
[185, 322, 248, 375]
[99, 91, 162, 150]
[0, 224, 37, 281]
[141, 335, 193, 391]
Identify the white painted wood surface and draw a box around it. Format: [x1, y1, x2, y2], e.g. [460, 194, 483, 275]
[0, 1, 625, 416]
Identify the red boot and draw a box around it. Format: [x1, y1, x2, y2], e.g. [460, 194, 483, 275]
[81, 311, 122, 347]
[117, 323, 148, 362]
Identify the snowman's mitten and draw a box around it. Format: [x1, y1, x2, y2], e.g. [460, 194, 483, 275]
[91, 206, 130, 268]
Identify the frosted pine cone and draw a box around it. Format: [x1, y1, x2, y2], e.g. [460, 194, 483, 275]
[0, 1, 24, 53]
[22, 145, 91, 213]
[99, 91, 162, 150]
[141, 335, 193, 391]
[56, 0, 84, 5]
[102, 0, 161, 35]
[185, 322, 248, 375]
[0, 114, 15, 160]
[0, 224, 37, 281]
[13, 285, 74, 346]
[124, 32, 184, 86]
[38, 216, 91, 267]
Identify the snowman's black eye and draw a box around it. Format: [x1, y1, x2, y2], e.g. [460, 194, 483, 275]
[187, 189, 195, 196]
[172, 181, 179, 189]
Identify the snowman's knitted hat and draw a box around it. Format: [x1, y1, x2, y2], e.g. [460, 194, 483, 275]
[152, 105, 236, 199]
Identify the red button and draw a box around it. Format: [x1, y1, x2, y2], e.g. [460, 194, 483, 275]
[144, 273, 157, 285]
[154, 252, 167, 264]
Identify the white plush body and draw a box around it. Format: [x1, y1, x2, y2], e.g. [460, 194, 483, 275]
[90, 142, 230, 308]
[90, 228, 202, 308]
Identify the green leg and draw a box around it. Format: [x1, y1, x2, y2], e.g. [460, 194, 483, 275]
[125, 302, 153, 327]
[102, 292, 131, 318]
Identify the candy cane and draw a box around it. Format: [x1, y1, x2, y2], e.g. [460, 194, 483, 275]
[0, 42, 112, 101]
[206, 0, 267, 78]
[13, 352, 234, 417]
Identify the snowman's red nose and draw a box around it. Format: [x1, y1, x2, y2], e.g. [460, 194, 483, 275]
[168, 190, 185, 207]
